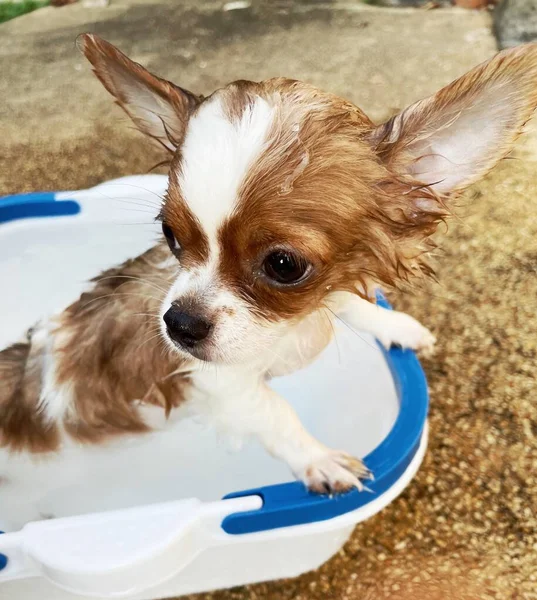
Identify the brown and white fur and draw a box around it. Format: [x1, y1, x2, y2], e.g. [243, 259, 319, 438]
[2, 37, 537, 515]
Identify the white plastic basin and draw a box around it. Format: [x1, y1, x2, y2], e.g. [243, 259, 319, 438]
[0, 176, 428, 600]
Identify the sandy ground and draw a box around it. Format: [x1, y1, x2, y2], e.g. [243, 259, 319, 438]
[1, 2, 536, 599]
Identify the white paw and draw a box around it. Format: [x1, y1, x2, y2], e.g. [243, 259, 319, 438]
[299, 450, 373, 495]
[377, 312, 436, 357]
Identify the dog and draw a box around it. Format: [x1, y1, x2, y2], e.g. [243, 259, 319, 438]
[1, 36, 536, 527]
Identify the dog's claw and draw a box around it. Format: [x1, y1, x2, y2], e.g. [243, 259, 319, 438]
[301, 450, 373, 495]
[377, 313, 436, 356]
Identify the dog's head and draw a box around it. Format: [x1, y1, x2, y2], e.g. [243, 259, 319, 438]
[80, 35, 537, 364]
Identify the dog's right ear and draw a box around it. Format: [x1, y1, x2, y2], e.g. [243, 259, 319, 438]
[366, 43, 537, 196]
[77, 34, 202, 152]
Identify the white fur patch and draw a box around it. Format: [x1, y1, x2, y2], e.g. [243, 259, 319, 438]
[161, 95, 278, 363]
[178, 94, 275, 248]
[37, 326, 74, 423]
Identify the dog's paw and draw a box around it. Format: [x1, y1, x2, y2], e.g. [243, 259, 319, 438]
[377, 312, 436, 357]
[300, 450, 373, 495]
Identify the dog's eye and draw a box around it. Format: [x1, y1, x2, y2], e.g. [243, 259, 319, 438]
[263, 250, 310, 285]
[162, 223, 179, 252]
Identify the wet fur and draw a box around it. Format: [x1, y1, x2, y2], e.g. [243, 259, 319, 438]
[1, 245, 191, 452]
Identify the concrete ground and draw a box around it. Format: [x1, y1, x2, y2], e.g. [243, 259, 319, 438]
[1, 1, 536, 599]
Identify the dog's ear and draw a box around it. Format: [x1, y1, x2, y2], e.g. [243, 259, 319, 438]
[368, 44, 537, 195]
[77, 34, 201, 152]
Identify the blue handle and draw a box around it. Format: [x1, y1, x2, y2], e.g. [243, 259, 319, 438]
[0, 532, 6, 572]
[0, 192, 80, 224]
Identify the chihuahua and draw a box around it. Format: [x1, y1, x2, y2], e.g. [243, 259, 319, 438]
[1, 37, 537, 507]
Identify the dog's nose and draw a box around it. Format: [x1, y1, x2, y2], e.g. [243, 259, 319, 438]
[163, 307, 212, 348]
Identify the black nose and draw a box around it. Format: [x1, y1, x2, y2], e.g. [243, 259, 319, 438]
[163, 307, 212, 349]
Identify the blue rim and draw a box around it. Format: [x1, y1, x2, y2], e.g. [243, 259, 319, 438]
[222, 295, 429, 534]
[0, 190, 429, 544]
[0, 192, 80, 224]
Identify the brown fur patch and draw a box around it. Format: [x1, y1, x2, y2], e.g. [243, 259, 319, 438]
[160, 169, 210, 266]
[218, 80, 264, 124]
[0, 340, 60, 453]
[54, 243, 192, 444]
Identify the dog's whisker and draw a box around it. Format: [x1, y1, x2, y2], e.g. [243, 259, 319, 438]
[111, 197, 163, 209]
[96, 183, 166, 203]
[117, 207, 160, 217]
[134, 331, 165, 353]
[113, 222, 160, 226]
[325, 308, 380, 352]
[93, 274, 169, 295]
[116, 200, 161, 213]
[322, 307, 341, 365]
[264, 345, 286, 365]
[79, 291, 162, 312]
[132, 312, 161, 319]
[114, 197, 162, 206]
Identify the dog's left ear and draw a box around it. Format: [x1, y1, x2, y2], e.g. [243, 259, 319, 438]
[367, 44, 537, 195]
[77, 34, 202, 152]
